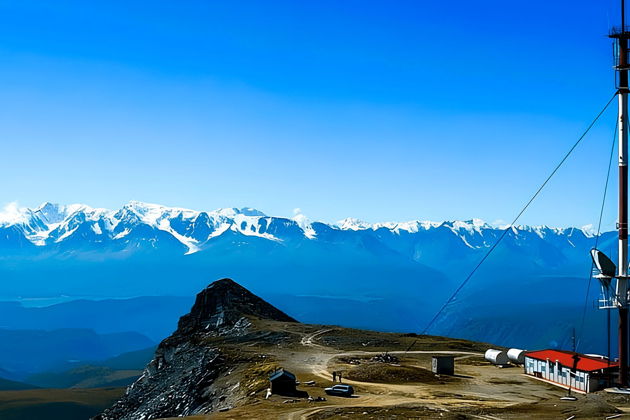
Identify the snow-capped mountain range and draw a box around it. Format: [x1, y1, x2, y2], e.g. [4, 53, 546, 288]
[0, 201, 600, 255]
[0, 201, 616, 356]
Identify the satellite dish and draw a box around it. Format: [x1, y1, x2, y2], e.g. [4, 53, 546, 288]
[591, 248, 617, 278]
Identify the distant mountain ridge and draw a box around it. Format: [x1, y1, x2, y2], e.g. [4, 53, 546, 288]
[0, 201, 615, 356]
[0, 328, 154, 377]
[0, 201, 601, 255]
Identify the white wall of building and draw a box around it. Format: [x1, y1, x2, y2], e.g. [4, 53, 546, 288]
[524, 356, 589, 392]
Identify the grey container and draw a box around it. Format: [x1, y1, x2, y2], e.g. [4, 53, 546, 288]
[507, 348, 525, 365]
[432, 355, 455, 375]
[484, 349, 509, 365]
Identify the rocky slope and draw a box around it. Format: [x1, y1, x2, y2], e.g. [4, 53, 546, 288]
[93, 278, 296, 420]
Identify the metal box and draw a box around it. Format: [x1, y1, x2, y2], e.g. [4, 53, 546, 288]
[432, 355, 455, 375]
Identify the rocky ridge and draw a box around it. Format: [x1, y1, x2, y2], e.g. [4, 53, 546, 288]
[94, 278, 297, 420]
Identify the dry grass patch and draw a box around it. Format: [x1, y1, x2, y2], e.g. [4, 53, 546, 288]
[345, 363, 444, 384]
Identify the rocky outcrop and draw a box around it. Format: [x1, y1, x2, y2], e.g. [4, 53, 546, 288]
[94, 278, 297, 420]
[177, 278, 296, 334]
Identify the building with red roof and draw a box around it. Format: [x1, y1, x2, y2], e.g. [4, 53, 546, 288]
[524, 349, 618, 393]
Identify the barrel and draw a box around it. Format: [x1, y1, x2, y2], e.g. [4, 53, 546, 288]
[507, 348, 525, 364]
[484, 349, 509, 365]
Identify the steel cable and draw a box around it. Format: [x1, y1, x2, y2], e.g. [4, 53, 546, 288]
[422, 91, 619, 335]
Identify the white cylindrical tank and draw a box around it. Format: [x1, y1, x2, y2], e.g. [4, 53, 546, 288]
[507, 348, 525, 365]
[485, 349, 509, 365]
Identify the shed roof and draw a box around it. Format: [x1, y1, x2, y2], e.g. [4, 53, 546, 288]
[525, 350, 617, 372]
[269, 369, 296, 381]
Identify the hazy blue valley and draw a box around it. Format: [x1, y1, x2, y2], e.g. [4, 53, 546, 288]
[0, 201, 615, 385]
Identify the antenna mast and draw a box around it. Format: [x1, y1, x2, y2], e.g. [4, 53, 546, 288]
[610, 0, 630, 386]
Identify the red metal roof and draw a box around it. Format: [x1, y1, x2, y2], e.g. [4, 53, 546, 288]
[525, 349, 618, 372]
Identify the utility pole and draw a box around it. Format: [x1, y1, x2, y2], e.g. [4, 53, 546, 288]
[610, 0, 630, 386]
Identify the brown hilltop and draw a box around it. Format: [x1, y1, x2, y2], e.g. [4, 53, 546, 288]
[94, 278, 299, 420]
[95, 278, 625, 420]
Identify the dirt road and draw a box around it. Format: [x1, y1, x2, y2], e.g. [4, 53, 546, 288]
[203, 325, 627, 419]
[273, 329, 551, 419]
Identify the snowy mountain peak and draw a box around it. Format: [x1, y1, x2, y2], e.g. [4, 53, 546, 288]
[292, 212, 316, 239]
[335, 217, 371, 231]
[122, 201, 199, 225]
[0, 202, 31, 226]
[34, 202, 93, 224]
[372, 220, 441, 233]
[447, 219, 491, 234]
[239, 207, 267, 217]
[0, 201, 606, 256]
[210, 207, 267, 218]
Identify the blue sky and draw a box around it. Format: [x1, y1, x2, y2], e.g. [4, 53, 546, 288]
[0, 0, 623, 227]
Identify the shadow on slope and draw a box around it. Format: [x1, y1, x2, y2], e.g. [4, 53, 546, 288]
[0, 388, 124, 420]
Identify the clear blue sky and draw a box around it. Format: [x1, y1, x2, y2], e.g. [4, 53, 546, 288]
[0, 0, 623, 227]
